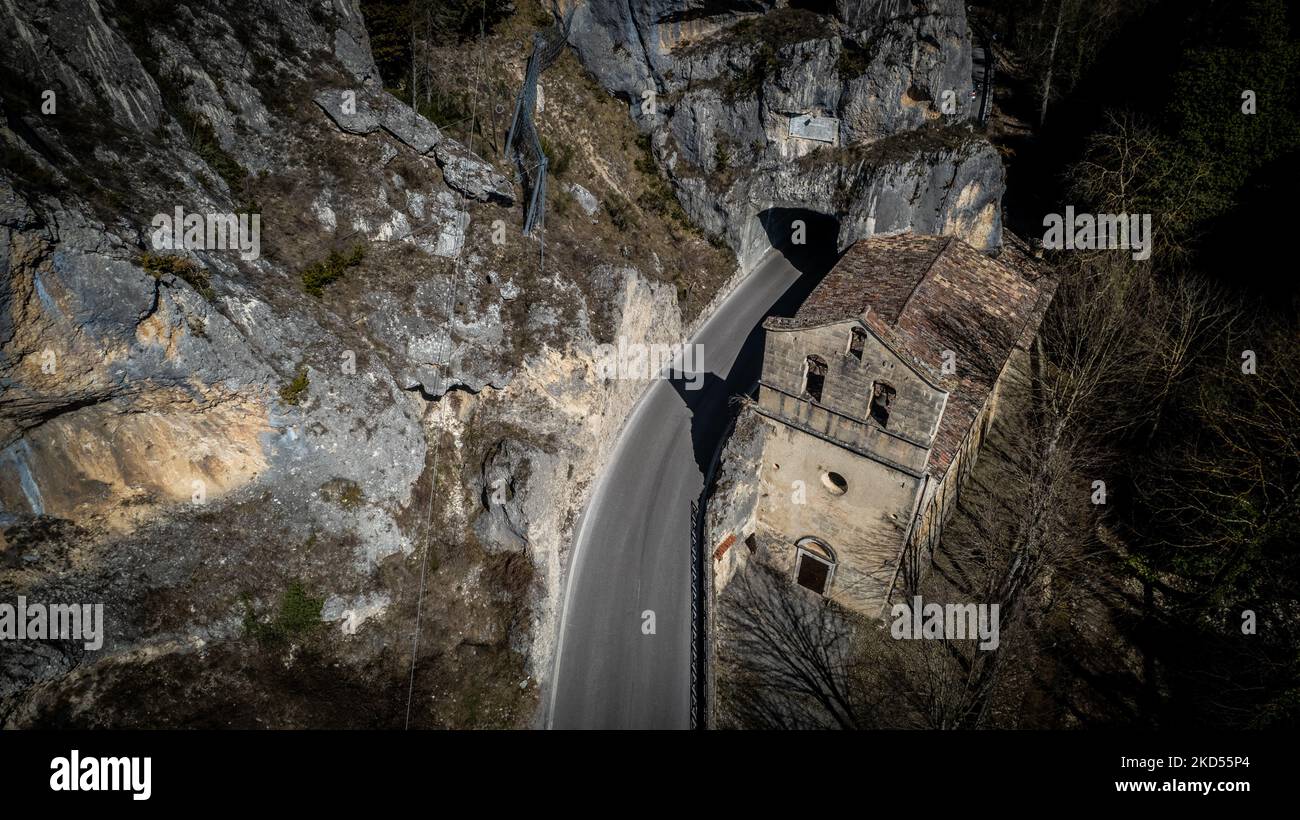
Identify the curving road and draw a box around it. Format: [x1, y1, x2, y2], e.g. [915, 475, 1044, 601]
[547, 222, 837, 729]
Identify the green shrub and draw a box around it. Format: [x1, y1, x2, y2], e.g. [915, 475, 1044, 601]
[280, 367, 309, 406]
[178, 111, 247, 196]
[550, 184, 573, 217]
[301, 244, 364, 296]
[631, 134, 690, 225]
[417, 89, 472, 129]
[540, 134, 573, 177]
[337, 481, 364, 508]
[638, 175, 689, 226]
[276, 581, 323, 636]
[634, 133, 658, 176]
[714, 140, 731, 170]
[243, 579, 323, 644]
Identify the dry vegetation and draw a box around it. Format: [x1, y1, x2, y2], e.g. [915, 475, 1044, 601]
[419, 0, 738, 322]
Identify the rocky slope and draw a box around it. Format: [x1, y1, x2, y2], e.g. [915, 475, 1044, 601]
[0, 0, 722, 727]
[567, 0, 1003, 264]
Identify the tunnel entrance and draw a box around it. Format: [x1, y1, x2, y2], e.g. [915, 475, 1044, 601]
[689, 205, 843, 438]
[758, 206, 840, 251]
[754, 206, 842, 315]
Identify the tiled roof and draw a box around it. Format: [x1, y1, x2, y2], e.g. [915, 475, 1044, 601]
[787, 234, 950, 327]
[765, 232, 1054, 478]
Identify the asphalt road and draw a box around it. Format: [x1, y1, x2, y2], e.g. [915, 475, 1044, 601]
[547, 226, 837, 729]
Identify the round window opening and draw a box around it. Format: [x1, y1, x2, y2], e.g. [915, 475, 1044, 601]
[822, 471, 848, 495]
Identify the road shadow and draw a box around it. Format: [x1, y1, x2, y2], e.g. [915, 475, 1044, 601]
[668, 371, 730, 478]
[667, 207, 843, 477]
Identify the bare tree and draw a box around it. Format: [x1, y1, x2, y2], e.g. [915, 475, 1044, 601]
[1038, 0, 1067, 125]
[1139, 328, 1299, 561]
[718, 563, 867, 729]
[1135, 271, 1236, 444]
[1067, 110, 1212, 263]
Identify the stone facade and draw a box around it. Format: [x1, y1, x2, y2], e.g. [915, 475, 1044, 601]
[727, 232, 1054, 616]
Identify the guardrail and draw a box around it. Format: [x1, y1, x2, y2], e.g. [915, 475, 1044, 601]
[690, 498, 706, 729]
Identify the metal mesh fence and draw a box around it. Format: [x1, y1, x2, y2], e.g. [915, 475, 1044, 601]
[506, 11, 572, 236]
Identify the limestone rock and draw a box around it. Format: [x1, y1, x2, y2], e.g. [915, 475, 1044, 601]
[375, 93, 444, 154]
[434, 140, 515, 204]
[313, 89, 381, 135]
[566, 0, 998, 257]
[566, 183, 600, 216]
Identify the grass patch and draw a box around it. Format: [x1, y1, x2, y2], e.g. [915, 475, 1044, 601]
[529, 4, 554, 27]
[417, 88, 472, 129]
[637, 176, 686, 224]
[633, 133, 657, 176]
[243, 579, 324, 645]
[416, 7, 739, 325]
[539, 133, 573, 177]
[550, 183, 573, 217]
[634, 134, 692, 228]
[301, 244, 365, 296]
[140, 252, 216, 301]
[279, 366, 309, 406]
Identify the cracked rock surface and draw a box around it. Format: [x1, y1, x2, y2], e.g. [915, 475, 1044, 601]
[567, 0, 1002, 260]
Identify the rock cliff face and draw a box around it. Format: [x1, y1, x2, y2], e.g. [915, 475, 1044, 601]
[566, 0, 1002, 261]
[704, 402, 763, 593]
[0, 0, 712, 726]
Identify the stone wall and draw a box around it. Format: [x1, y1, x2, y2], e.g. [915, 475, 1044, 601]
[705, 406, 765, 596]
[757, 320, 945, 468]
[902, 346, 1021, 587]
[752, 414, 921, 610]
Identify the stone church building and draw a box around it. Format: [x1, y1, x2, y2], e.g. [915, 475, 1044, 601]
[713, 232, 1054, 617]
